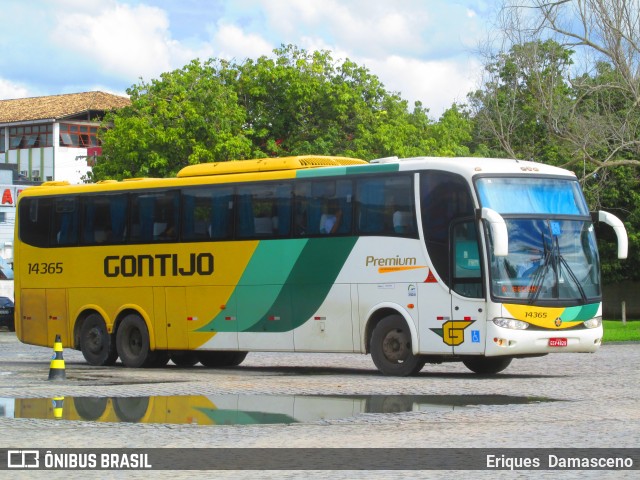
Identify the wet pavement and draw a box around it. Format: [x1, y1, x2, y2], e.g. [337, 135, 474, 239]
[0, 332, 638, 479]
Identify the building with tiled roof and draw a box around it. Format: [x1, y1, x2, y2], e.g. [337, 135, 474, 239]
[0, 91, 130, 261]
[0, 91, 130, 183]
[0, 91, 130, 124]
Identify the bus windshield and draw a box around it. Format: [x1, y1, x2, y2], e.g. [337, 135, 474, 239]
[476, 177, 589, 216]
[476, 177, 600, 304]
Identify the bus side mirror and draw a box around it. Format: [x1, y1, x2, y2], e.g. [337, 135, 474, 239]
[479, 208, 508, 257]
[595, 211, 628, 259]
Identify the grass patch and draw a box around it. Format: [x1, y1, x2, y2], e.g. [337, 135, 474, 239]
[603, 320, 640, 343]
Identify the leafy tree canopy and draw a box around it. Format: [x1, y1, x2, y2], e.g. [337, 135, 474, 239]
[94, 45, 478, 180]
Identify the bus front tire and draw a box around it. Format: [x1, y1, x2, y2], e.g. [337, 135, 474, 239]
[462, 356, 512, 374]
[371, 315, 425, 376]
[116, 314, 157, 368]
[79, 313, 118, 366]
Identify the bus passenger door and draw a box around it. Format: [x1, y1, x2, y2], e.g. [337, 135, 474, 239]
[450, 220, 486, 355]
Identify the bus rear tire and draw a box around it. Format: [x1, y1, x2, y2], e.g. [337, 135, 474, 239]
[371, 315, 425, 376]
[80, 313, 118, 366]
[462, 356, 512, 374]
[198, 351, 248, 367]
[116, 314, 156, 368]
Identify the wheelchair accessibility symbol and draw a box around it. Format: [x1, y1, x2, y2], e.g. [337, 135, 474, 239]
[471, 330, 480, 343]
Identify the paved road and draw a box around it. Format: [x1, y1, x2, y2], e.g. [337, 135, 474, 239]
[0, 332, 638, 479]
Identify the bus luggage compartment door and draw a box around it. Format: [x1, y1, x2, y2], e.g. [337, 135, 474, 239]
[19, 288, 68, 347]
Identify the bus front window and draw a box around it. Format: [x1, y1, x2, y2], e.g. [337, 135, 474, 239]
[477, 177, 600, 304]
[488, 219, 600, 302]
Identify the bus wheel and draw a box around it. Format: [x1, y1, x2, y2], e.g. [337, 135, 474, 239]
[116, 314, 154, 368]
[170, 351, 199, 367]
[462, 356, 512, 374]
[371, 315, 425, 376]
[74, 397, 108, 421]
[80, 313, 118, 366]
[113, 397, 150, 423]
[197, 351, 248, 367]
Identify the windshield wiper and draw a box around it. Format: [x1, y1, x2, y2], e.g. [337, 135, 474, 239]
[529, 225, 588, 303]
[556, 243, 588, 303]
[528, 234, 552, 305]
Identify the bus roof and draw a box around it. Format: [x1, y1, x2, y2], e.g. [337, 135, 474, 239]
[21, 155, 577, 198]
[384, 156, 577, 179]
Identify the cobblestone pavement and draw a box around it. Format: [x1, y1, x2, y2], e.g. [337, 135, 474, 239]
[0, 331, 638, 479]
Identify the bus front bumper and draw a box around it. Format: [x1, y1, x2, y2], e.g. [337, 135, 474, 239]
[484, 321, 603, 357]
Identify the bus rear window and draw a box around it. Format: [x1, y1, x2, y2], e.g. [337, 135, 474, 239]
[19, 198, 53, 248]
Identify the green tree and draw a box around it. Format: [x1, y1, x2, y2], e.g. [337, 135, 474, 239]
[93, 59, 251, 180]
[220, 45, 439, 160]
[469, 39, 574, 165]
[473, 0, 640, 282]
[95, 45, 482, 181]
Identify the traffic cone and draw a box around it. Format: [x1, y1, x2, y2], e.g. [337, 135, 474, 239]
[48, 335, 66, 380]
[52, 396, 64, 419]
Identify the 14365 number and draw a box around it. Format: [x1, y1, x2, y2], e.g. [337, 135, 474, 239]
[27, 262, 63, 274]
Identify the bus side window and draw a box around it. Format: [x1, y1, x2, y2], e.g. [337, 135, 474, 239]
[130, 191, 179, 243]
[82, 194, 128, 245]
[357, 176, 413, 236]
[295, 179, 353, 237]
[237, 183, 291, 239]
[294, 182, 312, 236]
[357, 178, 385, 234]
[19, 197, 52, 248]
[54, 197, 78, 246]
[182, 186, 234, 241]
[334, 179, 353, 234]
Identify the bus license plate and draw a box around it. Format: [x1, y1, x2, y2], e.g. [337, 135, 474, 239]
[548, 338, 568, 347]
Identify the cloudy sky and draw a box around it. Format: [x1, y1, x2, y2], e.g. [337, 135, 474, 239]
[0, 0, 496, 118]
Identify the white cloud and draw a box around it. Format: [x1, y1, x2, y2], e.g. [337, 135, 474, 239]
[0, 78, 30, 100]
[1, 0, 490, 115]
[51, 2, 191, 81]
[259, 0, 431, 57]
[213, 23, 274, 61]
[366, 56, 483, 117]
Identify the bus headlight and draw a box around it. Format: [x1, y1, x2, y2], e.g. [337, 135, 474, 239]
[583, 316, 602, 329]
[493, 317, 529, 330]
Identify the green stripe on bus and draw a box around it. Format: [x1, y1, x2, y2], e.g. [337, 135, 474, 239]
[560, 303, 600, 322]
[242, 236, 358, 333]
[200, 240, 307, 332]
[195, 407, 297, 425]
[296, 163, 399, 178]
[202, 237, 358, 333]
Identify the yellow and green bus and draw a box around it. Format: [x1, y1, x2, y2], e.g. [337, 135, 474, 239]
[14, 155, 628, 375]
